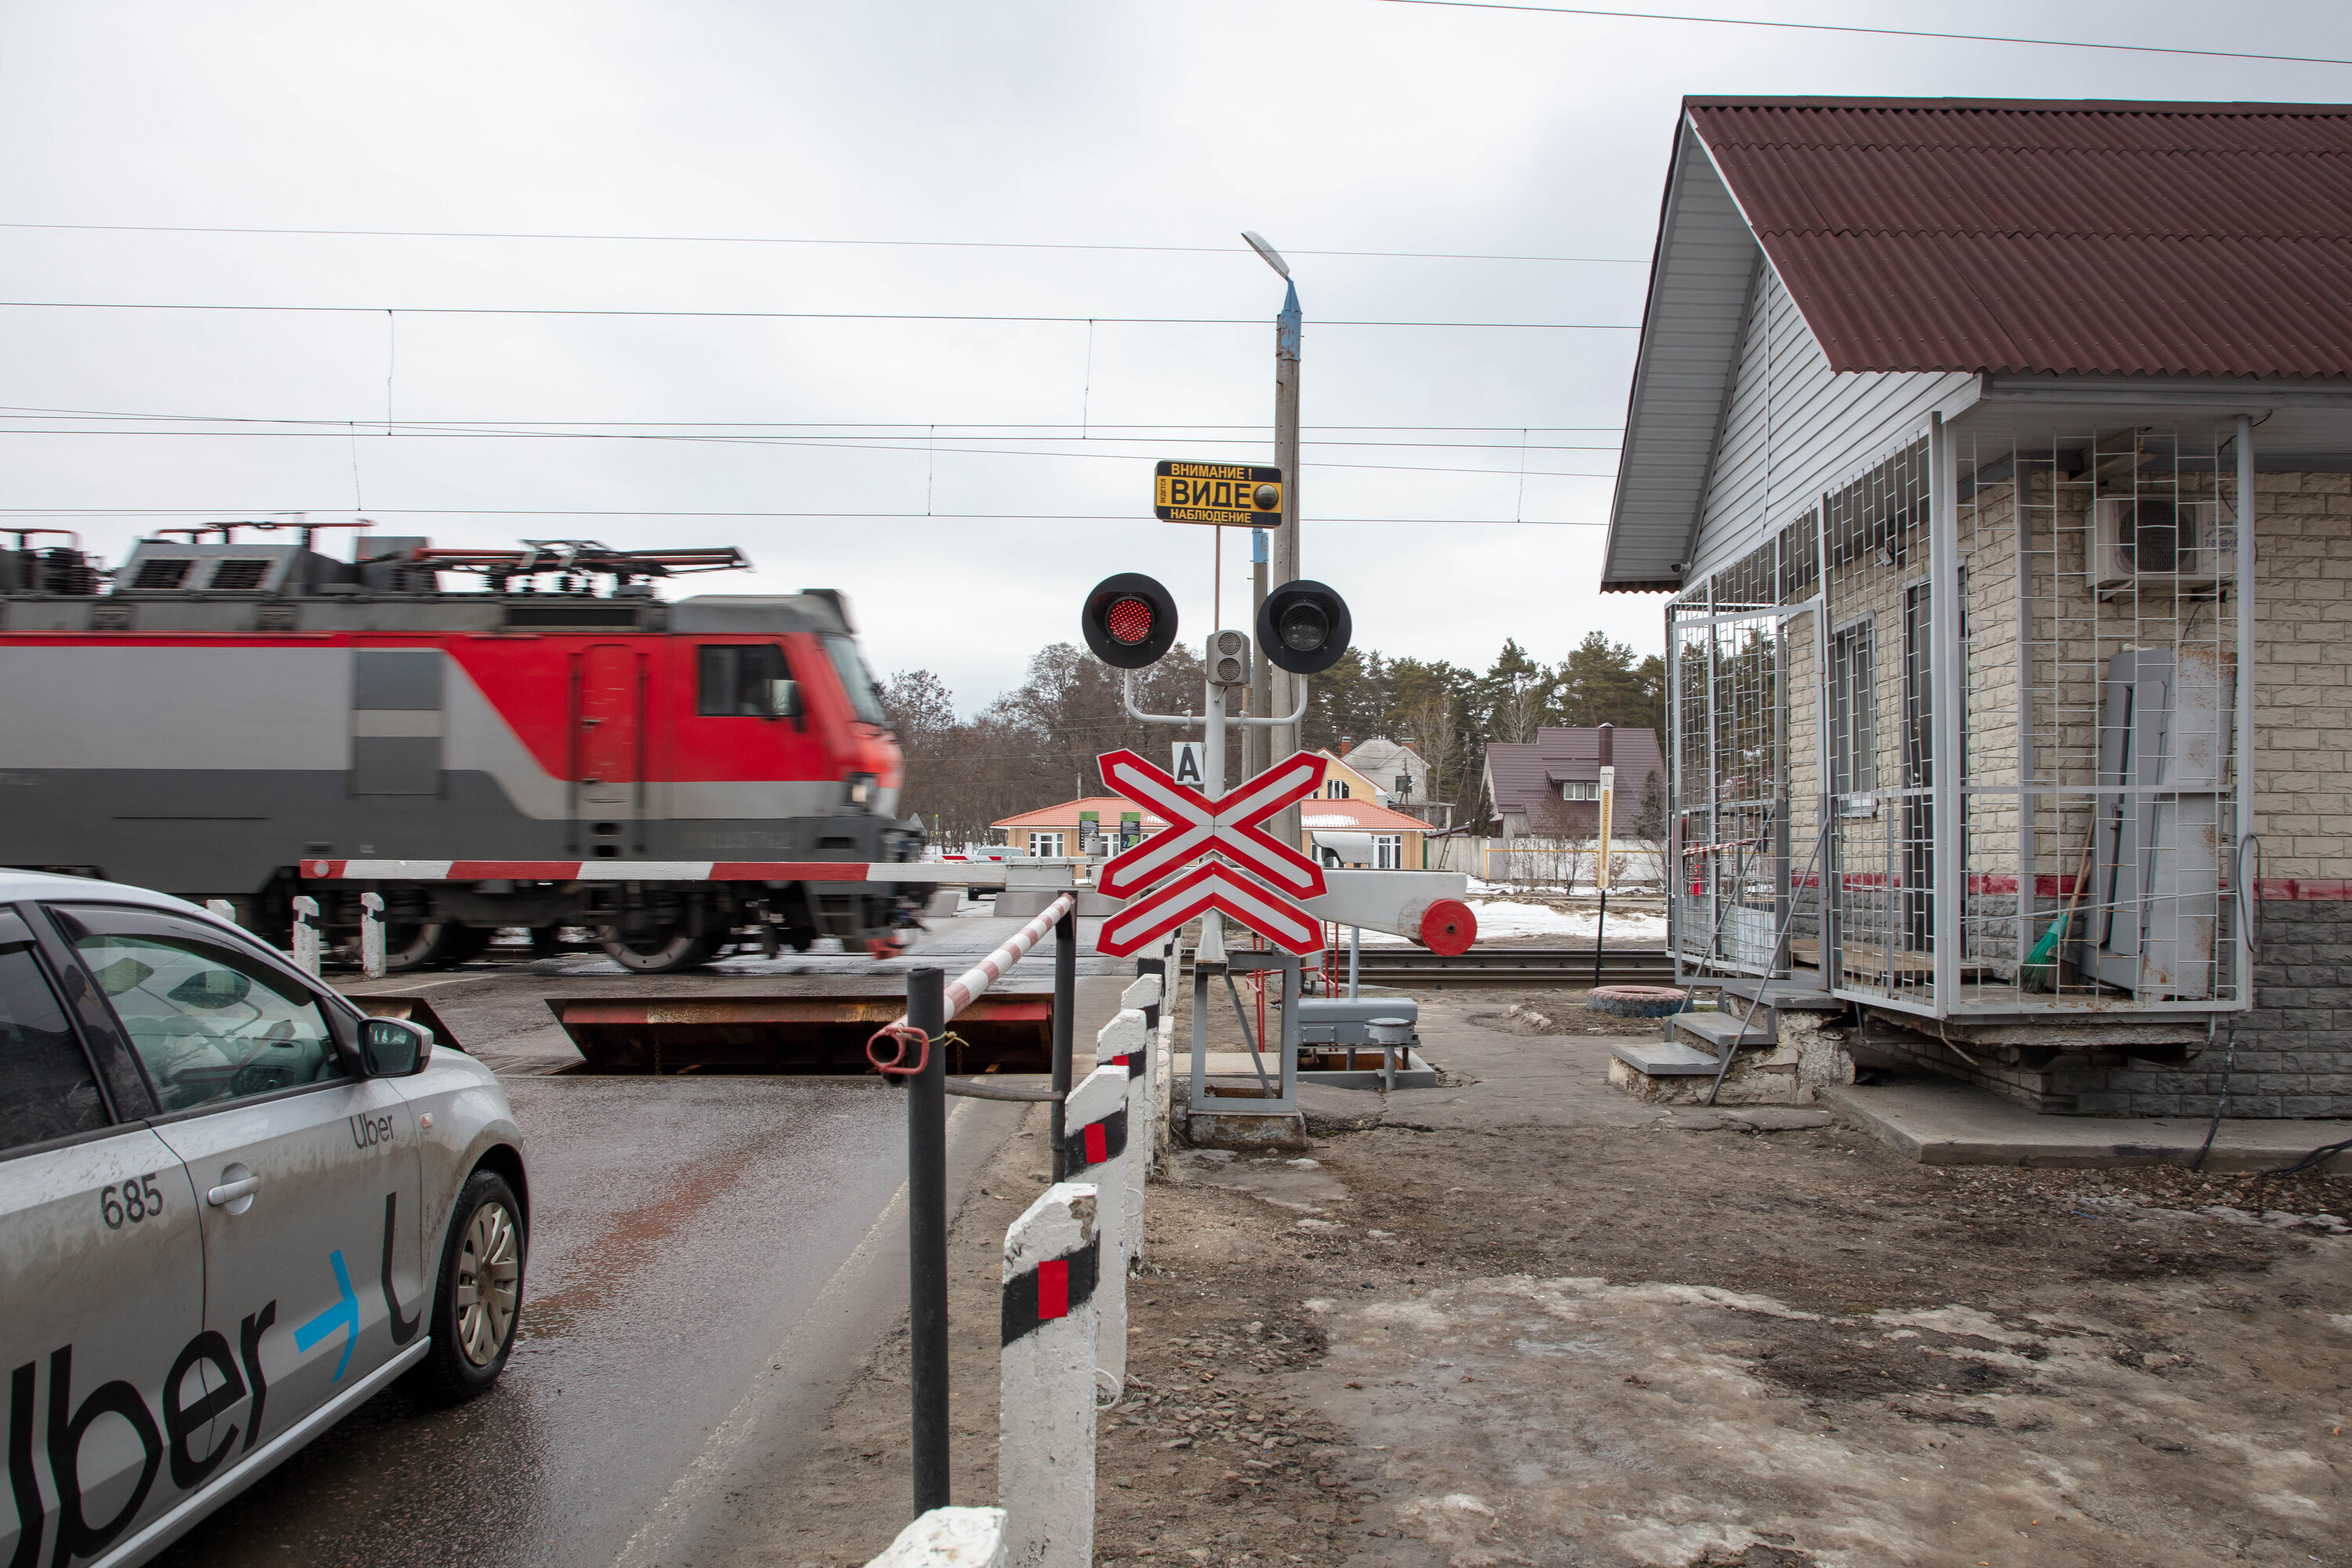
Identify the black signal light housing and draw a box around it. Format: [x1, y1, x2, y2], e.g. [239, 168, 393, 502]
[1081, 572, 1179, 670]
[1256, 579, 1352, 674]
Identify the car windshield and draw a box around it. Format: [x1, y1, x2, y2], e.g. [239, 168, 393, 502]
[824, 636, 889, 726]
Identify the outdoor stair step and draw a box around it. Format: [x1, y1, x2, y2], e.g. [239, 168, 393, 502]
[1717, 978, 1845, 1012]
[1669, 1011, 1779, 1051]
[1609, 1040, 1724, 1076]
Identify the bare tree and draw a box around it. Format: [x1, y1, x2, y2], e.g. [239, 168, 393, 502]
[1399, 691, 1461, 823]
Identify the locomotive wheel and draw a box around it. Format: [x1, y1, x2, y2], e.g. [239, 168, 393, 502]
[597, 925, 720, 973]
[383, 921, 482, 972]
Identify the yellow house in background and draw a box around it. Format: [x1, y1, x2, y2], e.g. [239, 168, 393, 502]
[989, 748, 1432, 869]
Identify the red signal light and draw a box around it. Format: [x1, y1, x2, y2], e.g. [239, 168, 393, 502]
[1081, 572, 1178, 670]
[1105, 596, 1156, 645]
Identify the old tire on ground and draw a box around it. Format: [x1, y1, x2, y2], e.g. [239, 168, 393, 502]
[597, 925, 720, 972]
[401, 1167, 525, 1405]
[1584, 985, 1689, 1018]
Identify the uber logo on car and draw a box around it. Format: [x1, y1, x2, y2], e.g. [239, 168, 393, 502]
[348, 1112, 395, 1149]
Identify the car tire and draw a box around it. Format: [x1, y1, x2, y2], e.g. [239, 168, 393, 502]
[402, 1168, 526, 1405]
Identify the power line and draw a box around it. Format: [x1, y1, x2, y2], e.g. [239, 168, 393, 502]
[0, 405, 1630, 437]
[0, 506, 1607, 526]
[1378, 0, 2352, 65]
[0, 423, 1620, 481]
[0, 220, 1649, 266]
[0, 299, 1637, 330]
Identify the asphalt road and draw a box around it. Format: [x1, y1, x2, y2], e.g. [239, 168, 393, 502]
[153, 917, 1138, 1568]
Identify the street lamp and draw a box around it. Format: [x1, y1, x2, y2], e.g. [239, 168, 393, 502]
[1241, 230, 1302, 799]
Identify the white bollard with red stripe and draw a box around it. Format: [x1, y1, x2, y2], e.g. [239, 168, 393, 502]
[1099, 991, 1156, 1265]
[999, 1183, 1099, 1568]
[1061, 1065, 1131, 1386]
[865, 1506, 1008, 1568]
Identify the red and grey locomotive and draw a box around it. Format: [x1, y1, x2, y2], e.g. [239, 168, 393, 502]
[0, 525, 920, 971]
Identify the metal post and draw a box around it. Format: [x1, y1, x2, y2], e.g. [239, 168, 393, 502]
[1929, 412, 1963, 1011]
[2234, 415, 2258, 1004]
[1348, 925, 1359, 1000]
[1249, 528, 1271, 780]
[906, 966, 950, 1518]
[1271, 282, 1304, 851]
[1050, 907, 1076, 1178]
[1594, 894, 1606, 988]
[1198, 679, 1229, 967]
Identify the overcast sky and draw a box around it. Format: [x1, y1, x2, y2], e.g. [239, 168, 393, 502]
[4, 2, 2347, 711]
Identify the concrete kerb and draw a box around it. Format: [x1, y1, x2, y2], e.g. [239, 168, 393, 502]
[1821, 1081, 2352, 1171]
[998, 1183, 1101, 1568]
[864, 1507, 1009, 1568]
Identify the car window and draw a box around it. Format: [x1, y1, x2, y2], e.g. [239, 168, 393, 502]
[71, 930, 345, 1113]
[0, 935, 109, 1152]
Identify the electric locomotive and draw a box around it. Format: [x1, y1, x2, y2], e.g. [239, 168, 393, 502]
[0, 524, 921, 971]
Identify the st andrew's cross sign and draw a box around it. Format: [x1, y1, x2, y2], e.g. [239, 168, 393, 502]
[1091, 748, 1330, 957]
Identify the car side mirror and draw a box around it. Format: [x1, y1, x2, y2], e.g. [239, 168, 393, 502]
[360, 1017, 434, 1076]
[765, 677, 801, 723]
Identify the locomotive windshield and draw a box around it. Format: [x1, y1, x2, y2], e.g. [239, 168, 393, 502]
[823, 636, 888, 726]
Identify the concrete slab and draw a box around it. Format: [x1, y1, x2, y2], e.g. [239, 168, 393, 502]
[1266, 996, 1834, 1134]
[1820, 1078, 2352, 1171]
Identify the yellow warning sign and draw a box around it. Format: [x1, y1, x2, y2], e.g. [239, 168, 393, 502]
[1153, 461, 1283, 527]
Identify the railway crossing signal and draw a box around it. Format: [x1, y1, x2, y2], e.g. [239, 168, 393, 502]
[1080, 572, 1180, 669]
[1092, 747, 1330, 956]
[1093, 749, 1327, 902]
[1097, 860, 1323, 957]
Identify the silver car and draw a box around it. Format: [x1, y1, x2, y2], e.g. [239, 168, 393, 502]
[0, 869, 527, 1566]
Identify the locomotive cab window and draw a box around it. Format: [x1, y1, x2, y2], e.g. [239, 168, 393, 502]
[699, 644, 799, 719]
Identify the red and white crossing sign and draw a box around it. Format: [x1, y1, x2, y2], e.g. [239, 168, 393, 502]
[1096, 862, 1324, 957]
[1093, 749, 1327, 902]
[1091, 748, 1331, 957]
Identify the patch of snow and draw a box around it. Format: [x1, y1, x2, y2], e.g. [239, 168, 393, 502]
[1354, 898, 1671, 946]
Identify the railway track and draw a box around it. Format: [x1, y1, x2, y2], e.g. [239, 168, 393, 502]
[1341, 946, 1675, 989]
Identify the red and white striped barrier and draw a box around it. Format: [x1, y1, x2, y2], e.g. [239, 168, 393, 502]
[299, 857, 1033, 885]
[999, 1183, 1099, 1568]
[1061, 1065, 1131, 1386]
[878, 892, 1078, 1040]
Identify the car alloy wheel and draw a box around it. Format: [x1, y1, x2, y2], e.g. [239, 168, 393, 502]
[456, 1199, 521, 1367]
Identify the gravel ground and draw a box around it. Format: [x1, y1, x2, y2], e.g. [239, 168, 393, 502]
[769, 995, 2348, 1568]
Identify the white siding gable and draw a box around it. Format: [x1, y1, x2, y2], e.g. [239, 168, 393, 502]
[1690, 260, 1972, 580]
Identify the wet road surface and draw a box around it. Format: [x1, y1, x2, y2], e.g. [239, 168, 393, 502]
[154, 919, 1136, 1568]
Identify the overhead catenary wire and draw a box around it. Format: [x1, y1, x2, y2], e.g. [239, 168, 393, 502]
[0, 506, 1607, 525]
[0, 422, 1617, 481]
[1375, 0, 2352, 67]
[0, 405, 1629, 445]
[0, 299, 1637, 329]
[0, 220, 1649, 266]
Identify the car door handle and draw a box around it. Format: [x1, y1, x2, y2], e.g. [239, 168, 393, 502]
[206, 1175, 263, 1207]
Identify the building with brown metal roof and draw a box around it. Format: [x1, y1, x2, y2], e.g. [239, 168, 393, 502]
[1600, 96, 2352, 1121]
[1481, 724, 1664, 842]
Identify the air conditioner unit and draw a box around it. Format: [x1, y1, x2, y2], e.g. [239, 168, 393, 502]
[2090, 497, 2230, 591]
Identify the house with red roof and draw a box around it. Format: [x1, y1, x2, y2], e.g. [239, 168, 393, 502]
[1602, 96, 2352, 1116]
